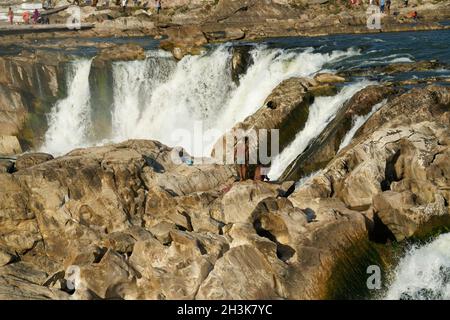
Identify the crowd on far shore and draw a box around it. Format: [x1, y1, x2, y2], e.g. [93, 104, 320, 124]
[5, 0, 423, 27]
[5, 0, 162, 25]
[6, 7, 48, 25]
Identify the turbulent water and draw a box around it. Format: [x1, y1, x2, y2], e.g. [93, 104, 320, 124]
[384, 234, 450, 300]
[41, 45, 360, 157]
[40, 30, 450, 161]
[42, 59, 93, 155]
[338, 99, 387, 151]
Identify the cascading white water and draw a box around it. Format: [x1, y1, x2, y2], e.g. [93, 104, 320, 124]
[295, 170, 320, 190]
[42, 45, 360, 157]
[111, 51, 177, 141]
[338, 99, 387, 151]
[384, 233, 450, 300]
[216, 46, 361, 135]
[41, 59, 93, 155]
[268, 81, 374, 180]
[128, 45, 360, 156]
[128, 46, 236, 156]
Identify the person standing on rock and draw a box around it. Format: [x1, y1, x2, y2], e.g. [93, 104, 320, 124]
[386, 0, 391, 15]
[235, 136, 250, 181]
[7, 7, 14, 25]
[155, 0, 162, 14]
[32, 9, 40, 24]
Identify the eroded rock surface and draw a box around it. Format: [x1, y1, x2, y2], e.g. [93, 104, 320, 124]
[0, 85, 449, 300]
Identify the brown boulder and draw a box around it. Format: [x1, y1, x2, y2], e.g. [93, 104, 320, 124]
[0, 136, 22, 156]
[15, 153, 54, 171]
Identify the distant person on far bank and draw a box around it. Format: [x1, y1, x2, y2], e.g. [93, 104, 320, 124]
[408, 10, 418, 22]
[32, 9, 40, 24]
[380, 0, 385, 13]
[7, 7, 13, 25]
[22, 10, 30, 24]
[155, 0, 162, 14]
[385, 0, 391, 15]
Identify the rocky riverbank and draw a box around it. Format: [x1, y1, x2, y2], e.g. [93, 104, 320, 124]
[1, 74, 449, 299]
[1, 15, 450, 299]
[1, 0, 450, 59]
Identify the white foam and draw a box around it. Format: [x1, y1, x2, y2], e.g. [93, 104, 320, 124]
[338, 99, 386, 151]
[384, 233, 450, 300]
[42, 45, 361, 157]
[41, 59, 93, 155]
[268, 81, 374, 180]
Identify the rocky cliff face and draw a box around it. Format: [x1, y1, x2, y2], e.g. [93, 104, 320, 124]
[0, 50, 68, 151]
[1, 85, 448, 300]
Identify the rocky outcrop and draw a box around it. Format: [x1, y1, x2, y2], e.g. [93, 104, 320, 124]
[230, 45, 254, 85]
[339, 60, 447, 78]
[314, 73, 345, 84]
[281, 85, 400, 181]
[15, 153, 54, 171]
[0, 76, 449, 299]
[160, 25, 208, 60]
[0, 135, 380, 300]
[212, 77, 336, 162]
[290, 85, 450, 240]
[0, 50, 68, 149]
[92, 43, 146, 67]
[0, 136, 22, 156]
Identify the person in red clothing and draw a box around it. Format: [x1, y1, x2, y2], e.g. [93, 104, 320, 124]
[22, 10, 30, 24]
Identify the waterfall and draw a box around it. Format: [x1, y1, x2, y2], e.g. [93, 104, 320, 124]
[41, 45, 360, 157]
[338, 99, 387, 151]
[268, 81, 373, 180]
[126, 46, 236, 155]
[111, 51, 177, 142]
[41, 59, 93, 155]
[216, 46, 361, 135]
[126, 45, 360, 156]
[384, 233, 450, 300]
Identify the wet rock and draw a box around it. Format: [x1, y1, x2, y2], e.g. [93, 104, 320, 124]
[314, 73, 346, 84]
[0, 51, 68, 148]
[230, 45, 253, 85]
[160, 25, 208, 60]
[0, 160, 14, 174]
[15, 153, 54, 171]
[212, 77, 328, 161]
[93, 43, 146, 67]
[204, 28, 245, 42]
